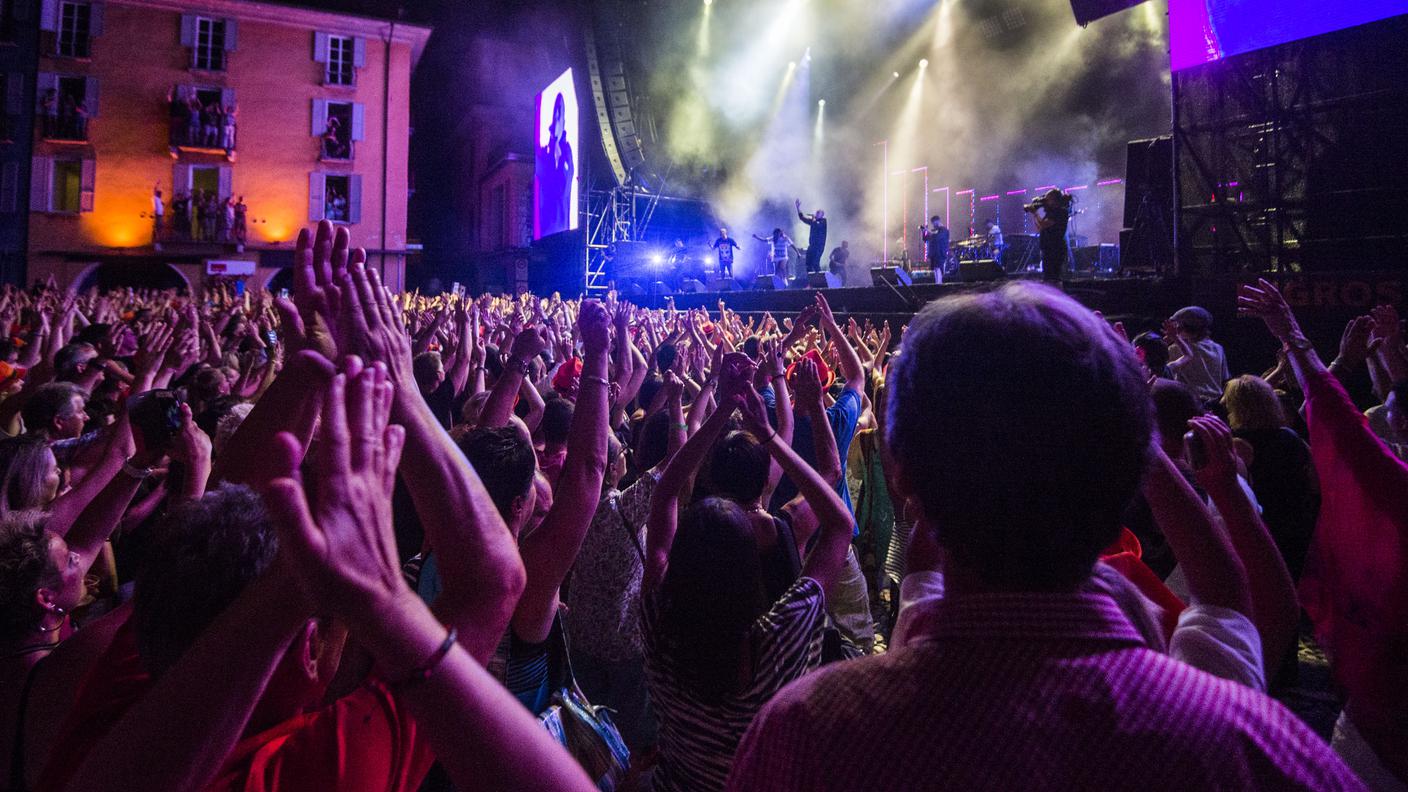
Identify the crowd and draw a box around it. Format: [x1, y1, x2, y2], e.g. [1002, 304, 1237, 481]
[0, 218, 1405, 791]
[156, 190, 248, 245]
[39, 89, 89, 142]
[168, 92, 238, 153]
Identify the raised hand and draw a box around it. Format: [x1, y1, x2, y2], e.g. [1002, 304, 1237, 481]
[1186, 415, 1239, 490]
[1338, 315, 1374, 364]
[262, 357, 407, 624]
[578, 299, 611, 355]
[716, 351, 757, 407]
[510, 324, 550, 362]
[737, 383, 772, 438]
[1370, 303, 1402, 347]
[793, 357, 824, 412]
[337, 254, 414, 391]
[1236, 278, 1302, 342]
[287, 221, 352, 359]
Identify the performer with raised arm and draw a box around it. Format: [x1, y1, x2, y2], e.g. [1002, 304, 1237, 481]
[1024, 188, 1072, 283]
[796, 199, 828, 275]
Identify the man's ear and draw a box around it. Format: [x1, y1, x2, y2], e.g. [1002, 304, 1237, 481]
[297, 620, 320, 681]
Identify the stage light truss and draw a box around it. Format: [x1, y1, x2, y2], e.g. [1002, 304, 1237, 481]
[1175, 18, 1408, 275]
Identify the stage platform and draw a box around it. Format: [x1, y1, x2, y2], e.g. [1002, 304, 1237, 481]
[630, 274, 1189, 325]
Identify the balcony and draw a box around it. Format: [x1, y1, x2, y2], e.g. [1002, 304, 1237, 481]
[169, 89, 236, 158]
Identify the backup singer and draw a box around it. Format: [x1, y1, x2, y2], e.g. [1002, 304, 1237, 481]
[712, 228, 741, 279]
[753, 228, 795, 281]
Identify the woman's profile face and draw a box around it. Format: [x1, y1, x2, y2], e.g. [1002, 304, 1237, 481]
[45, 532, 86, 611]
[41, 448, 61, 504]
[551, 95, 565, 139]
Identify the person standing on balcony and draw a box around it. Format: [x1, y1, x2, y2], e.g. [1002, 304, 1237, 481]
[152, 186, 165, 243]
[222, 105, 237, 153]
[233, 197, 247, 244]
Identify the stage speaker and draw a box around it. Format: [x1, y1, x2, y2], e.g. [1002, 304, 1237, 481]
[806, 272, 829, 289]
[1122, 135, 1174, 274]
[709, 277, 735, 292]
[824, 272, 844, 289]
[679, 278, 706, 293]
[909, 269, 938, 285]
[870, 266, 913, 287]
[1069, 0, 1146, 26]
[752, 275, 786, 290]
[649, 281, 672, 296]
[1075, 244, 1121, 275]
[1000, 235, 1040, 274]
[958, 260, 1003, 282]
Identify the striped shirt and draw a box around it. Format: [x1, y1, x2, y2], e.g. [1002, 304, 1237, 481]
[727, 590, 1365, 791]
[644, 576, 825, 792]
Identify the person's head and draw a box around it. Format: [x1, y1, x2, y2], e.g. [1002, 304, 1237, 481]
[1131, 331, 1169, 379]
[636, 409, 671, 473]
[551, 93, 566, 139]
[772, 227, 783, 239]
[985, 218, 997, 229]
[708, 430, 770, 506]
[720, 227, 729, 238]
[654, 497, 768, 703]
[412, 351, 446, 395]
[0, 512, 84, 642]
[1151, 379, 1201, 459]
[190, 366, 231, 407]
[1170, 305, 1214, 340]
[930, 215, 942, 228]
[1387, 380, 1408, 440]
[815, 209, 825, 220]
[841, 240, 849, 249]
[133, 485, 343, 722]
[458, 426, 538, 536]
[885, 282, 1152, 592]
[655, 342, 678, 374]
[541, 397, 574, 447]
[1222, 375, 1285, 432]
[22, 382, 89, 440]
[155, 189, 162, 198]
[54, 342, 98, 383]
[0, 436, 61, 514]
[741, 335, 762, 361]
[606, 434, 626, 490]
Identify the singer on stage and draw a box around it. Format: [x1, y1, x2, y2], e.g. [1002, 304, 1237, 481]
[796, 199, 828, 275]
[1025, 189, 1072, 282]
[921, 215, 950, 278]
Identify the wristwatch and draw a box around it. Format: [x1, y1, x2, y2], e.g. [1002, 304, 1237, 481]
[507, 356, 532, 376]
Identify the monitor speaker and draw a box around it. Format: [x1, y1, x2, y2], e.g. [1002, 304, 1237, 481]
[806, 272, 829, 289]
[870, 266, 913, 287]
[709, 277, 734, 291]
[958, 260, 1004, 282]
[1068, 0, 1147, 26]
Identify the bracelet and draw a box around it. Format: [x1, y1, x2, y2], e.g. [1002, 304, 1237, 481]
[121, 460, 154, 480]
[507, 356, 532, 376]
[759, 430, 778, 445]
[672, 422, 689, 431]
[387, 626, 457, 690]
[580, 374, 610, 388]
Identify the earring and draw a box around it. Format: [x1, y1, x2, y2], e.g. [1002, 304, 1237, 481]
[37, 605, 67, 633]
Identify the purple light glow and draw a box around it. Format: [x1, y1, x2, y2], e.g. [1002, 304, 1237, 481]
[1006, 189, 1028, 195]
[1171, 0, 1408, 71]
[1066, 185, 1088, 192]
[955, 189, 975, 195]
[979, 194, 1000, 202]
[1096, 178, 1123, 186]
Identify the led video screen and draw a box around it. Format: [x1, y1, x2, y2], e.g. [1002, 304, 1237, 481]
[533, 68, 579, 239]
[1170, 0, 1408, 71]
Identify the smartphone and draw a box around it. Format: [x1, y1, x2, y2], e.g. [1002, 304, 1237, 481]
[1183, 430, 1208, 470]
[128, 389, 183, 450]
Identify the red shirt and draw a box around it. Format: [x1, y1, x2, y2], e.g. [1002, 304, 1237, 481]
[726, 590, 1364, 791]
[39, 616, 434, 792]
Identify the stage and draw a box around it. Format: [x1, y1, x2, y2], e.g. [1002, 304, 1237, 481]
[630, 274, 1187, 326]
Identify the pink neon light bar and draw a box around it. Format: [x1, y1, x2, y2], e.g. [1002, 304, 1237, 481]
[1006, 189, 1028, 195]
[955, 189, 975, 195]
[1065, 185, 1089, 191]
[1096, 178, 1123, 186]
[979, 194, 1000, 201]
[1033, 185, 1057, 192]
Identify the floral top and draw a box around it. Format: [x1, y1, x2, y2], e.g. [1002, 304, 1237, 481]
[565, 470, 659, 661]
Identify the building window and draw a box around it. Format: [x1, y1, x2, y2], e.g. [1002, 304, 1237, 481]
[51, 159, 82, 213]
[321, 102, 353, 160]
[170, 85, 235, 151]
[324, 174, 350, 221]
[56, 1, 91, 58]
[310, 172, 361, 224]
[40, 74, 93, 141]
[326, 35, 354, 86]
[194, 17, 226, 71]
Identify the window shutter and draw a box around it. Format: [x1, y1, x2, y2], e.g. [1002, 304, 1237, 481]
[348, 174, 362, 224]
[308, 172, 325, 221]
[223, 18, 236, 51]
[5, 74, 23, 115]
[350, 102, 365, 142]
[353, 37, 366, 68]
[39, 0, 58, 31]
[217, 166, 231, 197]
[173, 163, 190, 195]
[311, 98, 326, 137]
[84, 76, 98, 117]
[179, 13, 195, 47]
[313, 31, 329, 63]
[89, 2, 103, 36]
[30, 157, 50, 211]
[220, 87, 235, 108]
[79, 158, 95, 212]
[1, 163, 19, 213]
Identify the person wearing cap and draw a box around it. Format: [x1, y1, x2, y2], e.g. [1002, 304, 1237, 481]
[1163, 305, 1230, 406]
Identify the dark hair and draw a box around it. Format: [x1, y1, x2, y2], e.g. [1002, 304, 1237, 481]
[412, 351, 444, 385]
[708, 430, 769, 505]
[0, 435, 55, 514]
[931, 215, 942, 224]
[1151, 379, 1201, 449]
[73, 322, 110, 347]
[0, 512, 57, 641]
[22, 382, 87, 434]
[655, 343, 678, 374]
[1132, 331, 1169, 375]
[636, 377, 663, 415]
[133, 485, 278, 676]
[636, 409, 671, 473]
[458, 426, 537, 520]
[741, 335, 762, 360]
[654, 497, 767, 704]
[541, 397, 574, 446]
[886, 283, 1152, 591]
